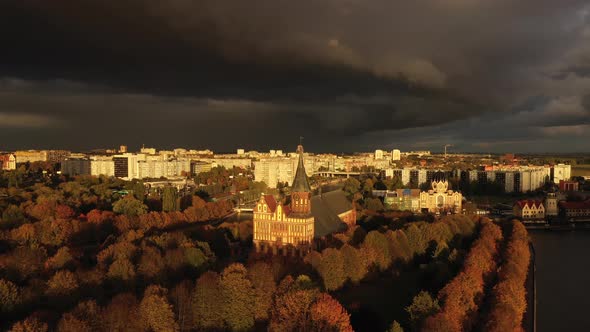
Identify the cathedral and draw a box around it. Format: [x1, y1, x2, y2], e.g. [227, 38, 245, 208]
[253, 144, 315, 254]
[253, 144, 356, 255]
[419, 171, 462, 214]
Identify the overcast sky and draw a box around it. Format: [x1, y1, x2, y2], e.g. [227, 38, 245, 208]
[1, 1, 590, 153]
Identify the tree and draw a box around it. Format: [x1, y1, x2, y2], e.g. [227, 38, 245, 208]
[137, 246, 165, 279]
[162, 186, 179, 212]
[170, 281, 193, 332]
[56, 313, 91, 332]
[113, 196, 147, 217]
[219, 263, 255, 331]
[317, 248, 346, 291]
[0, 279, 19, 313]
[387, 321, 404, 332]
[406, 291, 440, 330]
[107, 257, 136, 281]
[192, 271, 224, 330]
[340, 244, 367, 284]
[139, 285, 179, 332]
[46, 247, 74, 270]
[365, 197, 384, 211]
[269, 276, 319, 332]
[2, 204, 24, 228]
[103, 293, 143, 332]
[309, 293, 353, 332]
[46, 270, 79, 296]
[9, 316, 48, 332]
[362, 231, 391, 271]
[342, 178, 361, 198]
[247, 261, 276, 321]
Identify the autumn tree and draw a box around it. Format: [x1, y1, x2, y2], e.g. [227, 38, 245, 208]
[317, 248, 346, 291]
[46, 270, 79, 296]
[340, 244, 367, 284]
[9, 316, 48, 332]
[342, 178, 361, 198]
[0, 279, 19, 313]
[107, 257, 136, 281]
[46, 247, 75, 270]
[103, 293, 143, 332]
[387, 321, 404, 332]
[309, 293, 354, 332]
[219, 263, 255, 331]
[139, 285, 179, 332]
[405, 291, 440, 330]
[247, 261, 276, 321]
[269, 275, 319, 332]
[192, 271, 224, 330]
[170, 280, 193, 332]
[362, 230, 391, 271]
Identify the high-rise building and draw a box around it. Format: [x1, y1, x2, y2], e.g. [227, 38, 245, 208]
[374, 149, 384, 160]
[237, 149, 245, 155]
[392, 149, 401, 161]
[119, 145, 128, 153]
[553, 164, 571, 184]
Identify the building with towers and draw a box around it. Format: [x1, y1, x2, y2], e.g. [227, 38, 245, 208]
[253, 144, 315, 254]
[419, 171, 463, 214]
[253, 144, 355, 255]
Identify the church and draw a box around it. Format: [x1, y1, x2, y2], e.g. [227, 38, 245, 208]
[253, 144, 354, 255]
[419, 171, 462, 214]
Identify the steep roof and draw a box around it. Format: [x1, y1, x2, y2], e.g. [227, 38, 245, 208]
[311, 190, 351, 238]
[514, 200, 544, 209]
[262, 195, 277, 212]
[291, 145, 311, 193]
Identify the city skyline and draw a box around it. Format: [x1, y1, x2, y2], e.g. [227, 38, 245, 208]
[1, 2, 590, 153]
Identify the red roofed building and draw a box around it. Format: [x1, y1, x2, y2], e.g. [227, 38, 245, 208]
[513, 200, 545, 220]
[253, 144, 316, 254]
[0, 154, 16, 170]
[559, 200, 590, 220]
[253, 144, 354, 255]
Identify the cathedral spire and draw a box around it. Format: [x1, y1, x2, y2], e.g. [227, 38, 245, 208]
[291, 144, 311, 193]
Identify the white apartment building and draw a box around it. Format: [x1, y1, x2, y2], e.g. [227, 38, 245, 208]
[553, 164, 571, 184]
[392, 149, 401, 161]
[374, 149, 384, 160]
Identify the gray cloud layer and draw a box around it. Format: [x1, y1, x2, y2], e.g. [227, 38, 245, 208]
[0, 1, 589, 152]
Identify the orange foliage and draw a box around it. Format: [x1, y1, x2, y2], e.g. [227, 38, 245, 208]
[310, 293, 354, 332]
[484, 221, 530, 332]
[423, 219, 503, 332]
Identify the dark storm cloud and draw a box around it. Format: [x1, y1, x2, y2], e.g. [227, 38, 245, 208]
[0, 1, 589, 152]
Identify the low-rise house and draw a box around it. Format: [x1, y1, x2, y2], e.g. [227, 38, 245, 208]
[513, 200, 545, 220]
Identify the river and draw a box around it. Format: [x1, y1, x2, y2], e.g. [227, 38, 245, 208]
[530, 231, 590, 332]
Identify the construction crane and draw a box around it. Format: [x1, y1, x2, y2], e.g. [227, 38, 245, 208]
[444, 144, 453, 158]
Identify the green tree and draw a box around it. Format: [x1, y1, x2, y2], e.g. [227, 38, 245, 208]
[406, 291, 440, 330]
[113, 196, 147, 216]
[342, 178, 361, 198]
[219, 264, 255, 331]
[162, 186, 179, 212]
